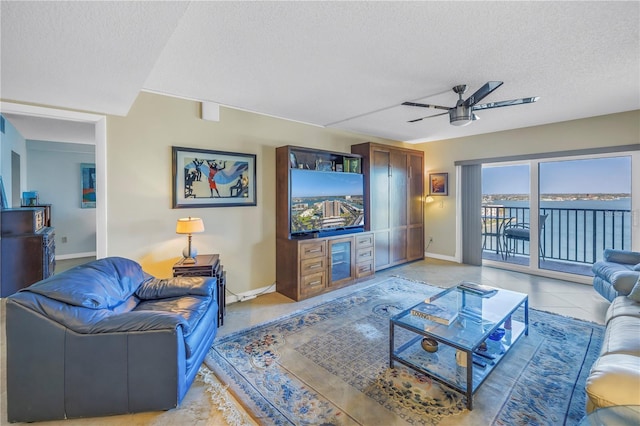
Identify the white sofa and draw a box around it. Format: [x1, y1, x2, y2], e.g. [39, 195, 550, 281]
[585, 284, 640, 412]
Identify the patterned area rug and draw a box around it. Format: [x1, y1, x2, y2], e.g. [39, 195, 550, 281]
[205, 277, 604, 425]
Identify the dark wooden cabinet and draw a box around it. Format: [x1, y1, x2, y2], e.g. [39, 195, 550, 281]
[172, 254, 226, 327]
[351, 142, 424, 271]
[1, 207, 56, 297]
[276, 232, 374, 301]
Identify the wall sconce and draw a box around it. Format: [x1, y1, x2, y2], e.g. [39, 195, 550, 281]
[425, 196, 435, 203]
[176, 217, 205, 264]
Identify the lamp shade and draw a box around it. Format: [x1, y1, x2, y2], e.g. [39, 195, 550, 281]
[176, 217, 205, 234]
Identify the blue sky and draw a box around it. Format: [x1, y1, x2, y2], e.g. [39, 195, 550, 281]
[483, 156, 632, 194]
[291, 169, 363, 197]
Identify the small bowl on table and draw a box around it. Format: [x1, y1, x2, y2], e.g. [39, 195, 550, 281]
[421, 337, 439, 353]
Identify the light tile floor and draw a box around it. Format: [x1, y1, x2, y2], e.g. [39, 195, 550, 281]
[1, 258, 611, 425]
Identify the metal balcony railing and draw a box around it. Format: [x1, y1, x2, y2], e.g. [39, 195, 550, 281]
[482, 205, 632, 265]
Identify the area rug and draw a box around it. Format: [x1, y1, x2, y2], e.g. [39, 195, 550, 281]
[205, 277, 604, 425]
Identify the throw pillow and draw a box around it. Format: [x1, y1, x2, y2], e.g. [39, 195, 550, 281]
[628, 277, 640, 302]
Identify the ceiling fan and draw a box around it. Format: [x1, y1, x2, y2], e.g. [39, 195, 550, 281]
[403, 81, 539, 126]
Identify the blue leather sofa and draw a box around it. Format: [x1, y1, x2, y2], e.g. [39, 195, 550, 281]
[5, 257, 218, 423]
[592, 249, 640, 302]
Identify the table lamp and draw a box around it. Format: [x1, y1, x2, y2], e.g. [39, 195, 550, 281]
[176, 217, 205, 264]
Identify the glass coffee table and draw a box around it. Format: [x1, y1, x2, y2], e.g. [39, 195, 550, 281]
[389, 283, 528, 410]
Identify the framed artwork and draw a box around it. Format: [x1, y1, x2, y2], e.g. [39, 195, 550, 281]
[0, 176, 8, 209]
[81, 163, 96, 208]
[429, 172, 448, 196]
[172, 146, 257, 208]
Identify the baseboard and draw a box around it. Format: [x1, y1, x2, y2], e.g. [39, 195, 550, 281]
[55, 252, 97, 261]
[425, 252, 458, 263]
[227, 283, 277, 304]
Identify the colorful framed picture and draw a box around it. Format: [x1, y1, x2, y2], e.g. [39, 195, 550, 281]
[0, 176, 8, 209]
[429, 172, 448, 196]
[81, 163, 96, 208]
[172, 146, 257, 208]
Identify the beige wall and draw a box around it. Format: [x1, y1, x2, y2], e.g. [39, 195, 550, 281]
[106, 92, 398, 292]
[415, 110, 640, 258]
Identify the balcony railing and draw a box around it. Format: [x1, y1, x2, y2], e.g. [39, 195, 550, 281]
[482, 205, 632, 265]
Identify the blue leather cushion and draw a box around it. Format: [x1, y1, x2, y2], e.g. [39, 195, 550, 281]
[136, 277, 215, 300]
[134, 296, 210, 337]
[23, 257, 149, 309]
[603, 249, 640, 265]
[593, 261, 635, 281]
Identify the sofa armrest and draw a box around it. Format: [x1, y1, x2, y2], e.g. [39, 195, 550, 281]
[136, 276, 216, 300]
[89, 310, 188, 333]
[603, 249, 640, 265]
[611, 271, 640, 296]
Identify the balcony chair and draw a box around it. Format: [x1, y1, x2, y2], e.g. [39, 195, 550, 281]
[481, 205, 515, 256]
[502, 214, 548, 260]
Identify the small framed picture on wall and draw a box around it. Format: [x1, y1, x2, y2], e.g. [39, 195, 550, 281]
[81, 163, 96, 208]
[429, 172, 448, 196]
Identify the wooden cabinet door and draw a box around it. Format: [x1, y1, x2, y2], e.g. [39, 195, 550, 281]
[328, 237, 355, 287]
[352, 142, 424, 271]
[407, 152, 424, 261]
[370, 149, 390, 231]
[390, 151, 408, 264]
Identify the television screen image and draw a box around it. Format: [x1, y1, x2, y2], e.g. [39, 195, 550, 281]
[290, 169, 364, 235]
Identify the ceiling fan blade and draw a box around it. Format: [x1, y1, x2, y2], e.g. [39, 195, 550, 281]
[402, 101, 450, 111]
[472, 96, 539, 111]
[407, 111, 448, 123]
[463, 81, 503, 107]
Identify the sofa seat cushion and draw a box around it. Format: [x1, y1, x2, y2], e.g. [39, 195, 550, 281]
[600, 315, 640, 357]
[606, 296, 640, 324]
[135, 296, 213, 358]
[586, 353, 640, 409]
[23, 257, 149, 309]
[135, 296, 210, 336]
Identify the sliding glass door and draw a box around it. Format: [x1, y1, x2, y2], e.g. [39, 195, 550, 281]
[481, 163, 530, 267]
[479, 153, 634, 280]
[538, 156, 632, 275]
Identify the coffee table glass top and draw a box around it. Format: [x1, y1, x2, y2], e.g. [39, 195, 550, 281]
[392, 284, 528, 350]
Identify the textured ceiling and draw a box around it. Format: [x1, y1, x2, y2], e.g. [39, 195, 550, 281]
[1, 1, 639, 143]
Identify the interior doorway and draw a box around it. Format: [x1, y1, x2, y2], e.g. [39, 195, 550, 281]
[0, 102, 107, 258]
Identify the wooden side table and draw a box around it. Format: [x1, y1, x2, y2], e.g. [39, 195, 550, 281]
[172, 254, 226, 327]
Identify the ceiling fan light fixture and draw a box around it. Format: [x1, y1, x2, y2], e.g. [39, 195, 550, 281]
[449, 107, 473, 126]
[404, 82, 537, 127]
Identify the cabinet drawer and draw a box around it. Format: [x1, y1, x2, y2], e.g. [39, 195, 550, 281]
[301, 257, 325, 276]
[356, 233, 374, 248]
[299, 241, 326, 259]
[356, 246, 373, 263]
[300, 271, 325, 295]
[356, 261, 374, 278]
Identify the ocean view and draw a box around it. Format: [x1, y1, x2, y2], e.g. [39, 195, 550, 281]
[482, 196, 632, 263]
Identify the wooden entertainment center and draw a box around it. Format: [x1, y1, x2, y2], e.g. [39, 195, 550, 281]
[275, 143, 425, 301]
[275, 146, 374, 301]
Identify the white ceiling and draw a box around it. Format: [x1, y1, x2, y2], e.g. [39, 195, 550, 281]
[1, 1, 639, 144]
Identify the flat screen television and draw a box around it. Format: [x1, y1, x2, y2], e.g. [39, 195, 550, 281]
[290, 168, 365, 236]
